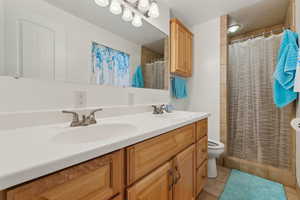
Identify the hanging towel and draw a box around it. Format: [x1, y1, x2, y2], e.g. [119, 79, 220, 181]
[132, 66, 144, 88]
[172, 76, 187, 99]
[273, 30, 299, 108]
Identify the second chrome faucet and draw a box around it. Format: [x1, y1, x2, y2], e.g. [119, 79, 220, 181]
[62, 108, 103, 127]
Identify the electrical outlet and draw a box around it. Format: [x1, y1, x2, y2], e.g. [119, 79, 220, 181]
[73, 91, 87, 108]
[128, 92, 135, 106]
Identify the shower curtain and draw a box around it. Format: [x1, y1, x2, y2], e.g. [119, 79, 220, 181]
[144, 61, 166, 89]
[228, 34, 294, 169]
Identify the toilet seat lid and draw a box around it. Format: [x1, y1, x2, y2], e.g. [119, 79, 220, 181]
[208, 139, 224, 150]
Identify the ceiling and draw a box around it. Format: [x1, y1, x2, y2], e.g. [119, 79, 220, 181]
[161, 0, 289, 35]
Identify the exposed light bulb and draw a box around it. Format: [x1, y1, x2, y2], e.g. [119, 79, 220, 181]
[94, 0, 109, 7]
[138, 0, 150, 12]
[228, 24, 241, 33]
[148, 1, 159, 18]
[132, 14, 143, 27]
[110, 0, 122, 15]
[127, 0, 138, 3]
[122, 7, 133, 22]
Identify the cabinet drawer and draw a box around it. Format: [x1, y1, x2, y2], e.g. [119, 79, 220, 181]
[6, 150, 124, 200]
[196, 161, 208, 196]
[196, 119, 208, 141]
[196, 136, 208, 168]
[126, 124, 196, 185]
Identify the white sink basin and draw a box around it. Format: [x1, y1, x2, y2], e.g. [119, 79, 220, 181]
[52, 123, 138, 144]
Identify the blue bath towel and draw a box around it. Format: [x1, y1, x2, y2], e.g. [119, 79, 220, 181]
[273, 30, 299, 108]
[132, 66, 144, 88]
[172, 76, 187, 99]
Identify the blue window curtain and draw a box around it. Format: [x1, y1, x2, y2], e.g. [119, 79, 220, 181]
[91, 42, 130, 87]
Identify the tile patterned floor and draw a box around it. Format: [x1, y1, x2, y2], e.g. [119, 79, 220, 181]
[198, 166, 299, 200]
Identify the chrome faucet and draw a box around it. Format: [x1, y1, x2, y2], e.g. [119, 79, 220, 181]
[152, 105, 166, 115]
[62, 108, 103, 127]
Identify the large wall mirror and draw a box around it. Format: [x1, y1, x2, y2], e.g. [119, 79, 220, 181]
[0, 0, 169, 90]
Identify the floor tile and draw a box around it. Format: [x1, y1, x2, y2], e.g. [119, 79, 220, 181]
[198, 191, 218, 200]
[285, 186, 299, 200]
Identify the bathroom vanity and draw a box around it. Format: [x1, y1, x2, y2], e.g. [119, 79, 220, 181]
[0, 112, 209, 200]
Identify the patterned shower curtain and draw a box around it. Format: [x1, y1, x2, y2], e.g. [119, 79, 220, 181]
[228, 34, 294, 169]
[144, 61, 166, 89]
[91, 42, 130, 87]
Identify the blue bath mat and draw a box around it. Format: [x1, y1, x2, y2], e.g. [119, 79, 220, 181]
[220, 170, 286, 200]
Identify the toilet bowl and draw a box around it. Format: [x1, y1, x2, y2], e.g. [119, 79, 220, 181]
[208, 139, 225, 178]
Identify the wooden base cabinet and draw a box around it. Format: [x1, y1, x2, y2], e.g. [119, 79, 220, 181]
[0, 119, 209, 200]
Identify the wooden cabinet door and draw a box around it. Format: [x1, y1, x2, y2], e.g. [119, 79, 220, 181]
[177, 24, 187, 74]
[126, 124, 195, 185]
[173, 145, 196, 200]
[6, 150, 124, 200]
[127, 162, 173, 200]
[196, 162, 208, 196]
[170, 18, 193, 77]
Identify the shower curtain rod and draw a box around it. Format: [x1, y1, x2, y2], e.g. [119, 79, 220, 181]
[230, 26, 289, 44]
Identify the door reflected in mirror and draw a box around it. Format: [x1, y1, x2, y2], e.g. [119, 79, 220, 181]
[0, 0, 169, 90]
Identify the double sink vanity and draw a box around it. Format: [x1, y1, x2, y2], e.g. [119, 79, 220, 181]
[0, 111, 209, 200]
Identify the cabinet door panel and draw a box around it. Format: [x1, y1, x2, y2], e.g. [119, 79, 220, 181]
[6, 150, 124, 200]
[127, 162, 172, 200]
[173, 145, 196, 200]
[126, 124, 195, 185]
[196, 162, 208, 196]
[196, 136, 208, 168]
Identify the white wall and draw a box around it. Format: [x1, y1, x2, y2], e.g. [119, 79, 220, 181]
[187, 18, 221, 141]
[4, 0, 141, 84]
[0, 0, 4, 75]
[295, 0, 300, 186]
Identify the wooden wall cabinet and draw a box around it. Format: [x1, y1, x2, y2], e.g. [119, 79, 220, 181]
[170, 18, 193, 77]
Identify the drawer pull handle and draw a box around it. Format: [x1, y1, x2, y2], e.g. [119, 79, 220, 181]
[168, 169, 174, 190]
[201, 148, 207, 153]
[174, 166, 181, 185]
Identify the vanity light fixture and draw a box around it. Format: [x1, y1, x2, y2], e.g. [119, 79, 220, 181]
[127, 0, 138, 3]
[122, 7, 134, 22]
[228, 24, 241, 33]
[110, 0, 122, 15]
[138, 0, 150, 12]
[132, 13, 143, 27]
[94, 0, 160, 28]
[94, 0, 109, 7]
[148, 1, 159, 18]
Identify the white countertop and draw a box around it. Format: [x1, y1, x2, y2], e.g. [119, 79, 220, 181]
[0, 111, 210, 190]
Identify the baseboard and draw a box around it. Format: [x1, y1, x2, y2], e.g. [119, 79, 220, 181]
[296, 182, 300, 199]
[224, 156, 296, 187]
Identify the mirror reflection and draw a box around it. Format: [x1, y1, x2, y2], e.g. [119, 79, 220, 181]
[0, 0, 169, 90]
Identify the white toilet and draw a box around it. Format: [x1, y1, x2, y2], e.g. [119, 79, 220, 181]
[208, 139, 225, 178]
